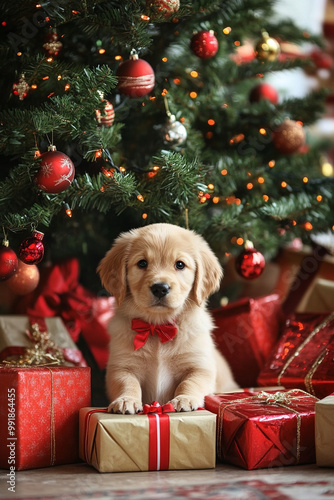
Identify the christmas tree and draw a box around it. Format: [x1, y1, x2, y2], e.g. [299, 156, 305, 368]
[0, 0, 332, 295]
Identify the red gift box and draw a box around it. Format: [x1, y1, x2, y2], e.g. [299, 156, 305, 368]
[205, 389, 317, 470]
[212, 294, 282, 387]
[257, 312, 334, 399]
[0, 366, 91, 470]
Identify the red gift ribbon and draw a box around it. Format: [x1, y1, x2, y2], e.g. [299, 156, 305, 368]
[83, 408, 109, 464]
[140, 401, 175, 470]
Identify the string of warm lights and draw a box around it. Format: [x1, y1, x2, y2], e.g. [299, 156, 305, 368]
[3, 0, 333, 242]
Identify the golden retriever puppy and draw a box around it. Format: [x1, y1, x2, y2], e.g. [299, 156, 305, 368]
[98, 223, 238, 414]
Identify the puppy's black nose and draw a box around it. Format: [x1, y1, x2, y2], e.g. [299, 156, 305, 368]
[151, 282, 170, 298]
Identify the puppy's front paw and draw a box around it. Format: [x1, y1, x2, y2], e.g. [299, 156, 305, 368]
[108, 397, 143, 415]
[169, 395, 203, 412]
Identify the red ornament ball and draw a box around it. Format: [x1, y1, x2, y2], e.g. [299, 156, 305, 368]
[0, 241, 18, 281]
[96, 100, 115, 127]
[190, 30, 219, 59]
[235, 244, 265, 280]
[35, 147, 75, 193]
[310, 49, 333, 70]
[273, 119, 306, 155]
[7, 260, 40, 295]
[116, 53, 155, 98]
[249, 83, 279, 105]
[146, 0, 180, 18]
[19, 231, 44, 265]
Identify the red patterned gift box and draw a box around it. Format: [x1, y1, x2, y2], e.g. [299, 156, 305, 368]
[205, 389, 317, 470]
[79, 403, 216, 472]
[257, 312, 334, 399]
[0, 365, 91, 470]
[212, 294, 282, 387]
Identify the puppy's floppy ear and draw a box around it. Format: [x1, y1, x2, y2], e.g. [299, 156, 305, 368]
[192, 237, 223, 306]
[97, 231, 134, 306]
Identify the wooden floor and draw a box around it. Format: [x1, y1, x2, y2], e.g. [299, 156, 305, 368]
[1, 462, 334, 500]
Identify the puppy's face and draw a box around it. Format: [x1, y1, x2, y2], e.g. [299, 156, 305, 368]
[126, 232, 196, 315]
[98, 223, 223, 321]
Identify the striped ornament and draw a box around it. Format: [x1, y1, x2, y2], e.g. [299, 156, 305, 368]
[117, 55, 155, 98]
[96, 100, 115, 127]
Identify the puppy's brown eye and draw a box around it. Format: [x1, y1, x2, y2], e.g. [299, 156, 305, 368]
[175, 261, 185, 270]
[137, 259, 148, 269]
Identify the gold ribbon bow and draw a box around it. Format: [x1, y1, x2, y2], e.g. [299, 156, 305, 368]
[2, 323, 65, 367]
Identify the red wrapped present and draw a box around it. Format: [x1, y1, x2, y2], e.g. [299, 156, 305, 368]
[0, 365, 91, 470]
[205, 389, 317, 470]
[257, 312, 334, 399]
[0, 315, 87, 367]
[212, 294, 282, 387]
[14, 258, 114, 370]
[79, 403, 216, 472]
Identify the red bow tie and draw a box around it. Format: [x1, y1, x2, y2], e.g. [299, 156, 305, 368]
[131, 318, 177, 350]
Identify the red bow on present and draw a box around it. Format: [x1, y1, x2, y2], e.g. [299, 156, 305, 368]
[132, 318, 177, 351]
[141, 401, 175, 414]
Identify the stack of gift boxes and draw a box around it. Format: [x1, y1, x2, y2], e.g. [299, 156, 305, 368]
[0, 253, 334, 473]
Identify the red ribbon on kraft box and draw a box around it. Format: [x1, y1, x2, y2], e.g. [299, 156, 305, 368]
[140, 401, 175, 470]
[83, 402, 175, 471]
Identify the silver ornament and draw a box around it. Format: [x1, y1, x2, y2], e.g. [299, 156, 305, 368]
[162, 115, 187, 146]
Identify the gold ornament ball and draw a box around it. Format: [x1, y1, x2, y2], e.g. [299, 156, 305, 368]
[273, 119, 306, 155]
[255, 31, 280, 62]
[7, 260, 40, 295]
